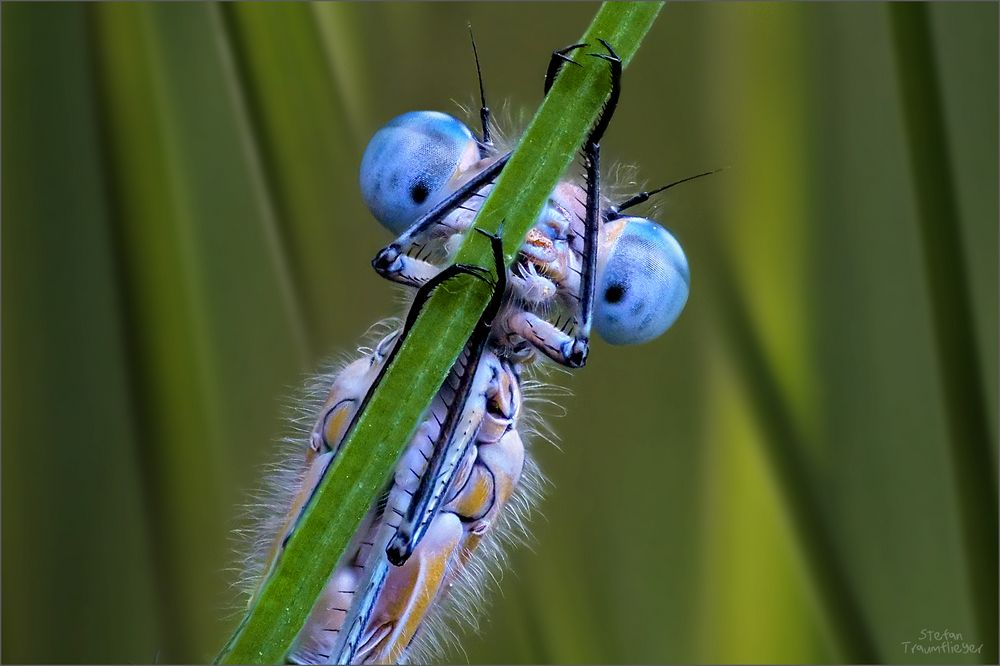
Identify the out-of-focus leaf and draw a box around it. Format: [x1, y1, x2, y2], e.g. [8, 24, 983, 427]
[696, 4, 877, 662]
[1, 5, 158, 661]
[90, 4, 306, 659]
[221, 3, 368, 350]
[890, 5, 998, 661]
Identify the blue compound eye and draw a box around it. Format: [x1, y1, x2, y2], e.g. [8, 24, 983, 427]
[360, 111, 479, 234]
[594, 218, 690, 345]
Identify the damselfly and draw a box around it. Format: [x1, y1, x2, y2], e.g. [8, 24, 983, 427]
[243, 38, 698, 664]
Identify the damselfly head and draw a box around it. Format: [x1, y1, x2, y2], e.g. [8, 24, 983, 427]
[360, 111, 480, 234]
[594, 217, 690, 345]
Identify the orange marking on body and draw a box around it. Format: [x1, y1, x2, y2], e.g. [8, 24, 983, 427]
[524, 227, 552, 249]
[449, 464, 495, 520]
[324, 403, 353, 447]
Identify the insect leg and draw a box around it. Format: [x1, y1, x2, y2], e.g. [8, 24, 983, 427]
[385, 231, 505, 565]
[306, 260, 493, 513]
[384, 345, 488, 566]
[323, 519, 394, 665]
[398, 228, 504, 348]
[504, 310, 581, 366]
[309, 332, 400, 459]
[543, 42, 586, 95]
[447, 360, 525, 556]
[357, 512, 465, 664]
[347, 357, 525, 664]
[584, 39, 622, 150]
[527, 39, 622, 368]
[398, 262, 493, 338]
[371, 154, 510, 286]
[574, 40, 622, 361]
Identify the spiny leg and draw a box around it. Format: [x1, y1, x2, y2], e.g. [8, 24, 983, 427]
[543, 42, 586, 95]
[386, 231, 506, 565]
[563, 39, 622, 368]
[503, 40, 622, 369]
[399, 262, 492, 337]
[585, 39, 621, 148]
[362, 406, 525, 664]
[384, 343, 486, 567]
[371, 156, 510, 285]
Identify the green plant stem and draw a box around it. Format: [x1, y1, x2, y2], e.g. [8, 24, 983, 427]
[889, 6, 998, 662]
[217, 3, 662, 662]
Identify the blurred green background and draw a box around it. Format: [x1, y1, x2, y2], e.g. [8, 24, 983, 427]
[3, 2, 997, 664]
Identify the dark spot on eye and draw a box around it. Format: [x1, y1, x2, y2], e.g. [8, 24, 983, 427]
[410, 182, 429, 204]
[605, 284, 625, 303]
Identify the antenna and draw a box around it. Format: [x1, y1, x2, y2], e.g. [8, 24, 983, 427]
[468, 24, 491, 146]
[611, 168, 724, 217]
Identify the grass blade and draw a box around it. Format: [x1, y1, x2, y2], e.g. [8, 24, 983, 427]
[219, 3, 364, 350]
[2, 5, 159, 660]
[889, 6, 999, 661]
[90, 5, 310, 657]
